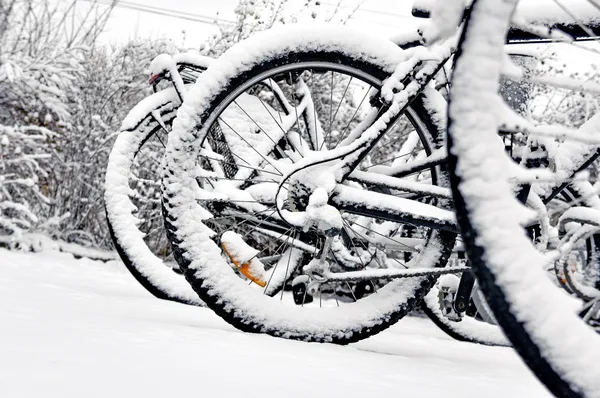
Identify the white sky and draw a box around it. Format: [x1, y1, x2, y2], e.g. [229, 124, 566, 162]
[96, 0, 422, 48]
[89, 0, 600, 71]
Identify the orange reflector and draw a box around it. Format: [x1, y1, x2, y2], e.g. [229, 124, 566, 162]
[222, 243, 267, 287]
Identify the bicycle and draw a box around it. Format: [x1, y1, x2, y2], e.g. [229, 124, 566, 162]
[106, 51, 341, 307]
[108, 1, 600, 349]
[108, 44, 513, 347]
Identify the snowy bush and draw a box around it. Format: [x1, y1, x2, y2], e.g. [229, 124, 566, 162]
[0, 1, 91, 246]
[527, 50, 600, 182]
[529, 51, 600, 129]
[201, 0, 357, 57]
[0, 124, 51, 241]
[44, 40, 173, 248]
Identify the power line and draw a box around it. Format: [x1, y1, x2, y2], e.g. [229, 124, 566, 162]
[78, 0, 236, 26]
[320, 1, 415, 20]
[79, 0, 413, 32]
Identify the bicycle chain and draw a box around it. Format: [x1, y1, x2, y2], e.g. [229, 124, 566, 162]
[326, 265, 471, 283]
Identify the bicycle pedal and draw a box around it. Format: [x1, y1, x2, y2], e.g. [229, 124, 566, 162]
[292, 275, 313, 305]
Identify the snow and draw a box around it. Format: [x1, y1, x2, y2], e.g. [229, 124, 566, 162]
[560, 206, 600, 228]
[172, 51, 214, 69]
[418, 0, 466, 45]
[147, 54, 186, 100]
[119, 87, 180, 131]
[423, 286, 509, 347]
[349, 169, 452, 199]
[369, 147, 447, 176]
[0, 234, 118, 262]
[0, 248, 551, 398]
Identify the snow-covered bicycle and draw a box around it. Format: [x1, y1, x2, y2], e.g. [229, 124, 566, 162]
[156, 24, 474, 344]
[107, 45, 507, 346]
[106, 50, 323, 306]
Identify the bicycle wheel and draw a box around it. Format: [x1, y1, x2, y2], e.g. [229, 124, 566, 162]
[558, 184, 600, 301]
[162, 25, 457, 344]
[105, 88, 203, 306]
[447, 0, 600, 396]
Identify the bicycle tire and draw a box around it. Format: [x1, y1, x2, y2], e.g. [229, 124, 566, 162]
[447, 0, 600, 396]
[105, 88, 204, 306]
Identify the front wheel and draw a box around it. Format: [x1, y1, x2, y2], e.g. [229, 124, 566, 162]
[447, 0, 600, 396]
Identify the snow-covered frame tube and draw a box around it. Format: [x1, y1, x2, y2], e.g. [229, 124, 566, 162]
[448, 0, 600, 396]
[105, 87, 204, 306]
[161, 24, 461, 343]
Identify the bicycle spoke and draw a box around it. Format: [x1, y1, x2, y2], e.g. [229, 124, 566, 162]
[321, 76, 353, 151]
[233, 100, 281, 148]
[255, 95, 304, 156]
[197, 175, 279, 185]
[341, 219, 369, 269]
[263, 240, 295, 294]
[344, 221, 410, 269]
[329, 70, 334, 143]
[222, 209, 280, 234]
[267, 78, 287, 123]
[290, 72, 305, 146]
[350, 220, 417, 259]
[218, 117, 283, 175]
[334, 88, 371, 148]
[362, 142, 421, 170]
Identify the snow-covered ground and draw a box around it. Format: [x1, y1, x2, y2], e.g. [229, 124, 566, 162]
[0, 248, 551, 398]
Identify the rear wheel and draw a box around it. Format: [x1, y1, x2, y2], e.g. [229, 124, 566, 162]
[163, 26, 456, 343]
